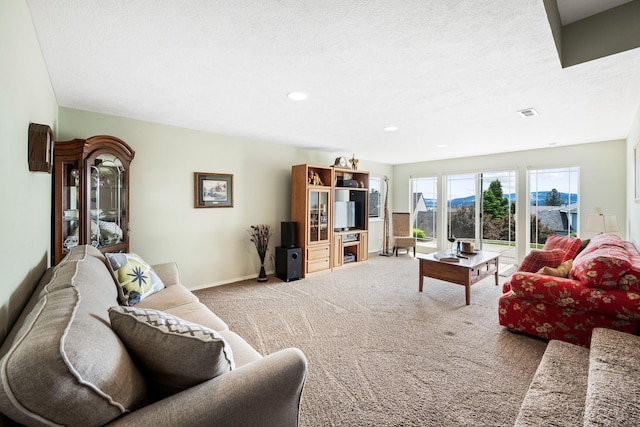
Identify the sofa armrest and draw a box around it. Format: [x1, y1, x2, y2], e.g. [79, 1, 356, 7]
[509, 272, 579, 291]
[508, 272, 640, 319]
[151, 262, 181, 287]
[107, 348, 308, 427]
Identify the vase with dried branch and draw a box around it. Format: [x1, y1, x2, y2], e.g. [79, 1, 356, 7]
[248, 224, 272, 282]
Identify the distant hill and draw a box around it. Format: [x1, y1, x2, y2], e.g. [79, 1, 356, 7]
[527, 191, 577, 206]
[419, 191, 577, 209]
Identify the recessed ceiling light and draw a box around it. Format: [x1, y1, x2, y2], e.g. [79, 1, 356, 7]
[287, 92, 308, 101]
[384, 126, 399, 132]
[436, 144, 448, 148]
[517, 108, 538, 117]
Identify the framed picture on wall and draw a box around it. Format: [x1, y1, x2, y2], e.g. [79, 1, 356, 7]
[194, 172, 234, 208]
[635, 140, 640, 202]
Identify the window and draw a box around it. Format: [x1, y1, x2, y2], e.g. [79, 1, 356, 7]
[369, 176, 383, 219]
[411, 176, 437, 247]
[528, 167, 579, 247]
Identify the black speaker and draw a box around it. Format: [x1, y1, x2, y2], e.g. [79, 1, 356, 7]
[350, 190, 367, 229]
[281, 221, 297, 248]
[276, 247, 302, 282]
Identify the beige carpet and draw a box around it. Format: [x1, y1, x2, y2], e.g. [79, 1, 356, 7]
[194, 255, 547, 426]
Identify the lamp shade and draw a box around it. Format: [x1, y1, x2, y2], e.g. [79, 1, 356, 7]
[585, 214, 619, 233]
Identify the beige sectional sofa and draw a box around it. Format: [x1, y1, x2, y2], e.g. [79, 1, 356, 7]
[514, 327, 640, 426]
[0, 245, 307, 426]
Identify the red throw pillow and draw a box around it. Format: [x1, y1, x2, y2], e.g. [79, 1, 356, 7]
[518, 249, 566, 273]
[570, 245, 632, 288]
[543, 235, 582, 261]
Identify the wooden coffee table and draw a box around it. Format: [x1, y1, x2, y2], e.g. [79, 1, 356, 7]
[418, 251, 500, 305]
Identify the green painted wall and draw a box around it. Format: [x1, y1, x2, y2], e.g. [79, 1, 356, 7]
[57, 108, 392, 288]
[0, 0, 58, 341]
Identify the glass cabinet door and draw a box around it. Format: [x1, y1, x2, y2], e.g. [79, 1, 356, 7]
[308, 189, 329, 243]
[61, 161, 80, 255]
[89, 154, 127, 250]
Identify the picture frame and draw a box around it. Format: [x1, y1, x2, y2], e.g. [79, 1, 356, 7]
[636, 139, 640, 202]
[194, 172, 233, 208]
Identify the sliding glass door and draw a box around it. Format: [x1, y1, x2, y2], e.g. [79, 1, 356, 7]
[446, 173, 477, 249]
[446, 170, 517, 265]
[411, 176, 438, 250]
[480, 171, 516, 263]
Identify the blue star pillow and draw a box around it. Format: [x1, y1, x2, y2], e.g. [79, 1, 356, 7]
[105, 253, 165, 306]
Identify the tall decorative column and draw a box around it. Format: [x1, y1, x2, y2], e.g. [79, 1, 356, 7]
[380, 176, 393, 256]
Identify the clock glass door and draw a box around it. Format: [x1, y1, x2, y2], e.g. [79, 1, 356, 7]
[89, 154, 128, 250]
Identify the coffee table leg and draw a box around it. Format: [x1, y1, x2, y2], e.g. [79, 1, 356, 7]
[419, 261, 424, 292]
[465, 283, 471, 305]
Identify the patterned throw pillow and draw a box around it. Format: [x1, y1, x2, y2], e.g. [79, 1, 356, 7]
[537, 260, 573, 277]
[109, 306, 235, 396]
[570, 246, 632, 288]
[518, 248, 566, 273]
[543, 235, 582, 262]
[105, 253, 165, 305]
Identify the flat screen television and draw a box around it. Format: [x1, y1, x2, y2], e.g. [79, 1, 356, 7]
[334, 201, 355, 231]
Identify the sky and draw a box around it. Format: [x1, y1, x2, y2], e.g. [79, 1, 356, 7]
[412, 167, 579, 200]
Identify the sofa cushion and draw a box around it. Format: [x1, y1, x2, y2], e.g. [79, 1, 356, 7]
[133, 284, 230, 331]
[619, 242, 640, 292]
[109, 306, 235, 397]
[543, 235, 582, 262]
[0, 245, 148, 427]
[590, 232, 626, 249]
[518, 249, 566, 273]
[570, 245, 633, 288]
[584, 328, 640, 426]
[105, 253, 165, 305]
[537, 260, 573, 277]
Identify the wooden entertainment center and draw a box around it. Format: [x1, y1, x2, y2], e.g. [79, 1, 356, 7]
[291, 164, 369, 277]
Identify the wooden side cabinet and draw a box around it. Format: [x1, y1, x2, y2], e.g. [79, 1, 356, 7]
[52, 135, 134, 265]
[291, 164, 369, 277]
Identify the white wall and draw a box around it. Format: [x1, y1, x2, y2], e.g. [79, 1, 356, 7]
[58, 108, 392, 288]
[628, 105, 640, 247]
[0, 0, 58, 340]
[393, 140, 627, 261]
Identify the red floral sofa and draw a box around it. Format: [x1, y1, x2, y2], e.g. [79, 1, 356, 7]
[499, 233, 640, 347]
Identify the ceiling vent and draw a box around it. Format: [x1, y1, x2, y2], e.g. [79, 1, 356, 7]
[517, 108, 538, 117]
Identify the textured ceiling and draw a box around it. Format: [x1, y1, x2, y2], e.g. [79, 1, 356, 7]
[26, 0, 640, 165]
[557, 0, 632, 24]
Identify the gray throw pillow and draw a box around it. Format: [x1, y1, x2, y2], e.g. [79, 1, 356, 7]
[109, 306, 234, 396]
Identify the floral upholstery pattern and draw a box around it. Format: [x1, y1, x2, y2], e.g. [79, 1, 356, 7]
[506, 272, 640, 318]
[499, 234, 640, 347]
[570, 245, 633, 289]
[498, 294, 638, 346]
